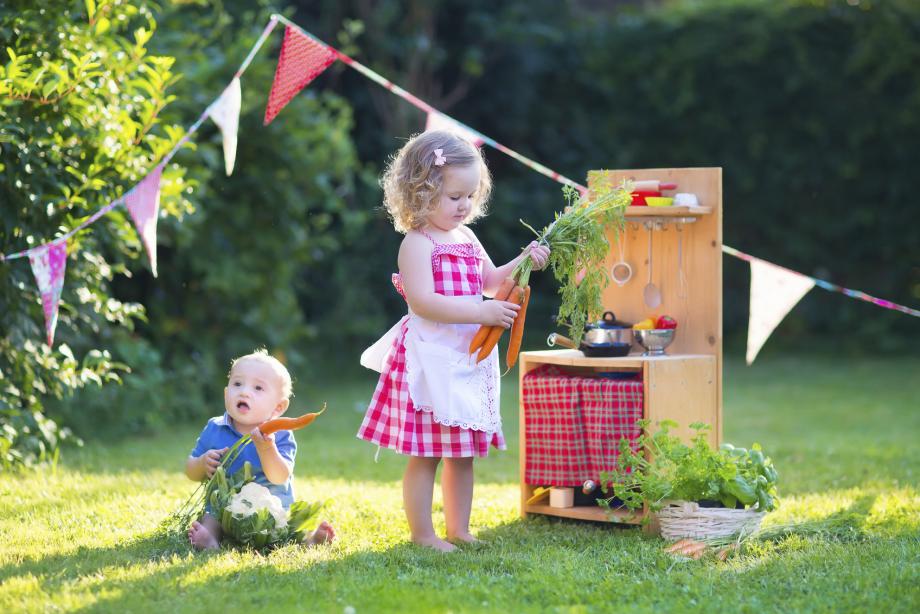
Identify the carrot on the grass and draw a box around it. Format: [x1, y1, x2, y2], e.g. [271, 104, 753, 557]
[477, 285, 526, 363]
[664, 538, 695, 554]
[504, 285, 531, 370]
[469, 276, 517, 354]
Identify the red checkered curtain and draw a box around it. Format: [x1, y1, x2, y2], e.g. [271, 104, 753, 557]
[522, 365, 643, 486]
[264, 26, 337, 125]
[579, 376, 644, 481]
[522, 366, 589, 486]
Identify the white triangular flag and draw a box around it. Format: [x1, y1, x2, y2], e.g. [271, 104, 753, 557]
[124, 165, 163, 277]
[425, 111, 484, 147]
[28, 238, 68, 347]
[208, 77, 242, 175]
[746, 259, 815, 364]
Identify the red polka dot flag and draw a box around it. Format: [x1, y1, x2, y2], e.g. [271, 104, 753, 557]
[264, 25, 337, 125]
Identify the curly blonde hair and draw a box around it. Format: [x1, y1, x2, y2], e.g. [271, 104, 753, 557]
[380, 130, 492, 233]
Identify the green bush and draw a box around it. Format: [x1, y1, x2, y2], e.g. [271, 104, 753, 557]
[0, 0, 192, 468]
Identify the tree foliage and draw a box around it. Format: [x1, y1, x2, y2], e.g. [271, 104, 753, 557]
[0, 0, 193, 468]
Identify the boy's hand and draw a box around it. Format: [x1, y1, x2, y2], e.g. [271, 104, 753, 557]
[201, 447, 228, 478]
[250, 427, 275, 451]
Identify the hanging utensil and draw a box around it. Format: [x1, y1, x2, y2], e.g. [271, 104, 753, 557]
[643, 225, 661, 308]
[677, 223, 688, 300]
[611, 233, 632, 287]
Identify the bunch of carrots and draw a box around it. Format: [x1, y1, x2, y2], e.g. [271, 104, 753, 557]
[468, 262, 534, 372]
[161, 405, 326, 537]
[468, 180, 631, 371]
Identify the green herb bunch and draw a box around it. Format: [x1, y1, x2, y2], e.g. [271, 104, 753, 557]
[599, 420, 779, 517]
[161, 430, 256, 537]
[518, 177, 630, 344]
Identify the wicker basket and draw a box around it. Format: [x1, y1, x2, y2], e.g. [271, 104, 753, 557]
[655, 500, 765, 541]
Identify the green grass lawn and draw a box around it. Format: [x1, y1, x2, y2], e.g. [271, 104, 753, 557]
[2, 354, 919, 613]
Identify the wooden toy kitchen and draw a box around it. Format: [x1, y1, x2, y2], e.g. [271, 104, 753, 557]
[518, 167, 722, 528]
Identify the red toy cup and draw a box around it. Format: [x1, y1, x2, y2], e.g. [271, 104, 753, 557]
[631, 190, 661, 206]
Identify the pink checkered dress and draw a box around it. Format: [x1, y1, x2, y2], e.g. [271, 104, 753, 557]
[356, 233, 506, 457]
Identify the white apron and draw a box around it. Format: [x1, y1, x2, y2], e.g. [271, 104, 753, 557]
[360, 295, 501, 433]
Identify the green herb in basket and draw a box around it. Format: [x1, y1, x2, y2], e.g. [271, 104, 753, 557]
[598, 420, 780, 517]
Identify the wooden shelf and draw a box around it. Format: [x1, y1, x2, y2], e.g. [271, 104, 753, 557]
[520, 350, 714, 369]
[524, 503, 643, 524]
[624, 206, 711, 217]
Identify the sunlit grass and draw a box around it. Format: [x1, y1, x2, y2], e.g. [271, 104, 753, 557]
[1, 354, 918, 612]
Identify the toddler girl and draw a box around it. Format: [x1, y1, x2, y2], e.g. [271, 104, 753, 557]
[357, 130, 549, 552]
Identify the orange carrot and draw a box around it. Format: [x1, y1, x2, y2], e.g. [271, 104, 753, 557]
[469, 276, 517, 354]
[477, 285, 525, 363]
[505, 285, 531, 370]
[260, 404, 326, 435]
[716, 544, 737, 561]
[665, 538, 695, 554]
[670, 539, 708, 559]
[469, 326, 494, 355]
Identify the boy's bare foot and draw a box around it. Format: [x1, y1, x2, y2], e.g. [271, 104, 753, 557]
[188, 520, 219, 551]
[447, 532, 480, 544]
[305, 520, 336, 546]
[412, 535, 457, 552]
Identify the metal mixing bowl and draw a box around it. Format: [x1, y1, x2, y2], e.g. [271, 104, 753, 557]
[634, 329, 676, 356]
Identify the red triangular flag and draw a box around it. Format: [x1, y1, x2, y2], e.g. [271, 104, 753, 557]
[124, 165, 163, 277]
[28, 238, 68, 347]
[264, 26, 337, 125]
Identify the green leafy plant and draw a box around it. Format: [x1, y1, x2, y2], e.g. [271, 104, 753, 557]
[599, 420, 779, 517]
[518, 177, 631, 344]
[201, 462, 323, 551]
[0, 0, 192, 470]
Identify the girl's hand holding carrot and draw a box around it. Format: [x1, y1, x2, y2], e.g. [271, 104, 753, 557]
[476, 298, 520, 328]
[525, 241, 551, 270]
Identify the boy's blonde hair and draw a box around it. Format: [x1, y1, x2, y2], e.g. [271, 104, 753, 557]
[229, 349, 293, 400]
[381, 130, 492, 233]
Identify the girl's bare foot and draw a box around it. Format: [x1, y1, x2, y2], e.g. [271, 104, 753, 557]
[447, 532, 480, 544]
[412, 535, 457, 552]
[188, 521, 219, 551]
[305, 520, 336, 546]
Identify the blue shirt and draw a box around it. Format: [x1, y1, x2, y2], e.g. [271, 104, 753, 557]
[191, 413, 297, 508]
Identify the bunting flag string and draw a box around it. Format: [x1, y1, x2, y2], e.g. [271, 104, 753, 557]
[207, 77, 242, 176]
[722, 245, 920, 319]
[28, 239, 68, 346]
[124, 164, 164, 277]
[745, 259, 816, 364]
[263, 25, 337, 125]
[271, 14, 589, 195]
[2, 13, 917, 351]
[426, 111, 485, 147]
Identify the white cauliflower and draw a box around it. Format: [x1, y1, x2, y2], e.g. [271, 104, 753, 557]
[226, 482, 288, 529]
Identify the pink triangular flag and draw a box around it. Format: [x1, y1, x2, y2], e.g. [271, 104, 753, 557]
[124, 165, 163, 277]
[208, 77, 242, 175]
[264, 26, 337, 125]
[746, 259, 815, 364]
[425, 111, 485, 147]
[28, 238, 68, 347]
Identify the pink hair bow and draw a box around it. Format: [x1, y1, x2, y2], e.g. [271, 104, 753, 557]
[433, 148, 447, 166]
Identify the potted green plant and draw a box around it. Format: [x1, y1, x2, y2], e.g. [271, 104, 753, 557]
[599, 420, 779, 541]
